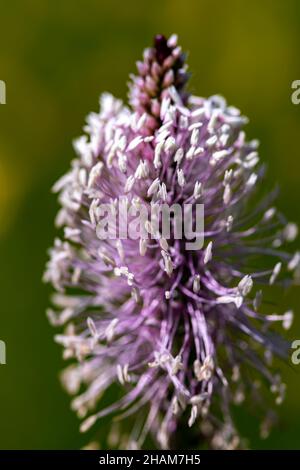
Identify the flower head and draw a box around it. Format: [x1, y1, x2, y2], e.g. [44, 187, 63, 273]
[44, 34, 298, 449]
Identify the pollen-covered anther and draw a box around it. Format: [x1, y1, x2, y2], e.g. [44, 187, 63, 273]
[114, 266, 134, 286]
[288, 251, 300, 271]
[161, 250, 174, 276]
[170, 355, 184, 375]
[80, 414, 97, 433]
[159, 237, 169, 251]
[193, 274, 201, 293]
[174, 148, 184, 165]
[45, 33, 297, 450]
[135, 160, 149, 179]
[237, 275, 253, 297]
[193, 181, 202, 200]
[223, 184, 231, 205]
[171, 396, 180, 415]
[266, 311, 294, 330]
[188, 405, 198, 427]
[177, 169, 185, 187]
[269, 262, 282, 285]
[204, 241, 213, 264]
[105, 318, 119, 343]
[117, 364, 131, 385]
[194, 356, 214, 382]
[283, 223, 298, 242]
[210, 149, 229, 166]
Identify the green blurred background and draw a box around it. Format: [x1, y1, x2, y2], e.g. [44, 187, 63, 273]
[0, 0, 300, 449]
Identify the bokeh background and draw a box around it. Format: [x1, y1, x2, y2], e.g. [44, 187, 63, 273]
[0, 0, 300, 449]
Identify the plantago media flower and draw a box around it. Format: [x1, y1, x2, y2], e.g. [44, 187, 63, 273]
[44, 34, 298, 449]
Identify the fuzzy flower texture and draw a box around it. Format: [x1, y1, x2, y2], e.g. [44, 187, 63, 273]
[44, 35, 299, 449]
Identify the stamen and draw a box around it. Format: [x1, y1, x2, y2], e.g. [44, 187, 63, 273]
[204, 241, 213, 264]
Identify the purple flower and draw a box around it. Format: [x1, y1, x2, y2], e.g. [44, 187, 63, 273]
[44, 34, 299, 449]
